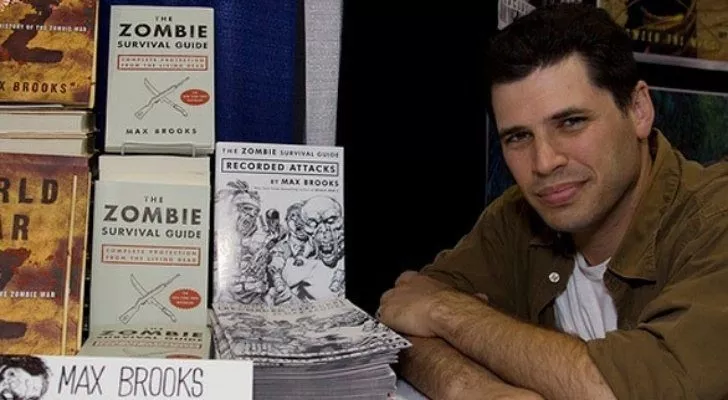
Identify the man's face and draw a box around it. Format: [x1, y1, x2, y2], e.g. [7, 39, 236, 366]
[492, 54, 647, 234]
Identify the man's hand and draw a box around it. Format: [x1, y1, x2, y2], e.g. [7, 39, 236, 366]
[378, 271, 477, 337]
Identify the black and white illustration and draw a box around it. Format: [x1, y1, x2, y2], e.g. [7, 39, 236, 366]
[214, 179, 345, 306]
[118, 273, 181, 324]
[213, 298, 410, 360]
[135, 76, 190, 120]
[214, 142, 345, 307]
[0, 356, 50, 400]
[497, 0, 596, 29]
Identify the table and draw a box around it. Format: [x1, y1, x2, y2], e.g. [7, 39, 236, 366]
[393, 379, 429, 400]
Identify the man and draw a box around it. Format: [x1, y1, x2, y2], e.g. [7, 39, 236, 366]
[378, 4, 728, 400]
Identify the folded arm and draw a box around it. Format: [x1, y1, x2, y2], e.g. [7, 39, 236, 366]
[426, 291, 616, 400]
[400, 335, 544, 400]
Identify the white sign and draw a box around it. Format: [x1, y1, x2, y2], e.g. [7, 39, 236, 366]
[0, 354, 252, 400]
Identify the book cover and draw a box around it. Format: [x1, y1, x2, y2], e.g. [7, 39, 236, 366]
[599, 0, 728, 69]
[79, 324, 211, 359]
[0, 0, 99, 106]
[0, 152, 90, 355]
[89, 156, 210, 329]
[214, 142, 345, 307]
[104, 5, 214, 155]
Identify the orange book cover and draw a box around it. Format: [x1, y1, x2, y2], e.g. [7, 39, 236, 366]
[0, 152, 90, 355]
[0, 0, 98, 106]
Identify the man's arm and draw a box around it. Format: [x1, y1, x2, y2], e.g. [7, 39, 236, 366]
[428, 291, 615, 400]
[400, 336, 544, 400]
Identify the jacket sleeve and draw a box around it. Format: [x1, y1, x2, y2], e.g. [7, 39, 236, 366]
[586, 208, 728, 400]
[420, 190, 525, 317]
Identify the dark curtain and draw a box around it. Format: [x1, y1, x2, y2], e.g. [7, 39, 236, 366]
[337, 4, 496, 314]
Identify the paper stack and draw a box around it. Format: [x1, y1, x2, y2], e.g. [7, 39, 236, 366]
[210, 298, 411, 399]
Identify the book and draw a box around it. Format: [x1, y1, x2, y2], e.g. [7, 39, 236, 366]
[599, 0, 728, 70]
[79, 324, 211, 359]
[88, 155, 211, 329]
[0, 152, 91, 355]
[104, 5, 215, 155]
[211, 298, 408, 399]
[0, 0, 99, 106]
[0, 109, 94, 133]
[213, 142, 345, 306]
[0, 136, 92, 156]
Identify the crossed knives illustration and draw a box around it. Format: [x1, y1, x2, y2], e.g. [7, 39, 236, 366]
[134, 76, 190, 120]
[119, 273, 180, 325]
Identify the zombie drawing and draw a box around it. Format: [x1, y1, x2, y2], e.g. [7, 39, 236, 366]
[216, 180, 345, 306]
[280, 195, 346, 301]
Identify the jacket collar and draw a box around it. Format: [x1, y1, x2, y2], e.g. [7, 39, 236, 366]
[528, 130, 681, 281]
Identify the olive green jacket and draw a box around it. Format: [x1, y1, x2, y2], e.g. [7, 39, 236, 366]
[422, 132, 728, 399]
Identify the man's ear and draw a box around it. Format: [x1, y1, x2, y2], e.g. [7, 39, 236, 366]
[629, 80, 655, 140]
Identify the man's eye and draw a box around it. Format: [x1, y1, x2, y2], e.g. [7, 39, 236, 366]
[561, 116, 587, 129]
[504, 132, 531, 144]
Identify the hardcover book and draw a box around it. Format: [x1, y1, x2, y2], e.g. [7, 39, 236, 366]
[89, 155, 210, 329]
[214, 142, 345, 306]
[0, 152, 90, 355]
[599, 0, 728, 70]
[0, 0, 99, 106]
[104, 5, 215, 154]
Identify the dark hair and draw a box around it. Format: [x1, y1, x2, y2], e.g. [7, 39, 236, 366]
[488, 4, 638, 111]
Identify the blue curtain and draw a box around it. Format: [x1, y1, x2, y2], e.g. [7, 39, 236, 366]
[95, 0, 298, 148]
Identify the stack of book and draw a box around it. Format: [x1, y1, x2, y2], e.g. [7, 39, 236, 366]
[0, 0, 98, 356]
[80, 4, 216, 359]
[210, 141, 410, 398]
[212, 298, 410, 399]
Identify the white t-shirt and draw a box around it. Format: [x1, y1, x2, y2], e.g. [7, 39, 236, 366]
[554, 252, 618, 341]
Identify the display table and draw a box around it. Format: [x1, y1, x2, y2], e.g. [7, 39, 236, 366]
[393, 379, 429, 400]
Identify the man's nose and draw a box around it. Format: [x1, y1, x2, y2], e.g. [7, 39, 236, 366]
[533, 136, 567, 176]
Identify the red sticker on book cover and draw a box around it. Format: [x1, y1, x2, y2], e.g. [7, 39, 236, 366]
[180, 89, 210, 105]
[169, 288, 202, 309]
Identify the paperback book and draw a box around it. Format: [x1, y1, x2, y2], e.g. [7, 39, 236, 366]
[89, 155, 210, 329]
[104, 5, 215, 154]
[214, 142, 345, 306]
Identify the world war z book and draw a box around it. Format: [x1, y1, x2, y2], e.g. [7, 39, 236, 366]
[104, 5, 214, 155]
[214, 142, 345, 307]
[0, 0, 99, 106]
[0, 152, 90, 355]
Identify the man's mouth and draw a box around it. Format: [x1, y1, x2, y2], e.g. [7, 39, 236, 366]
[536, 181, 583, 207]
